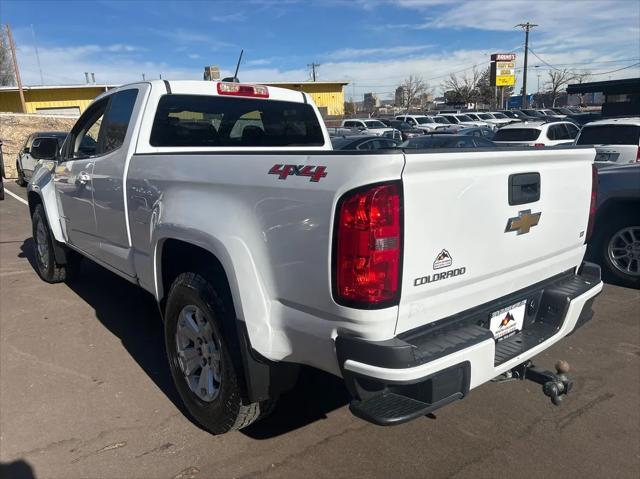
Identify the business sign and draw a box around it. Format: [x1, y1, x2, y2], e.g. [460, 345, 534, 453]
[490, 53, 516, 87]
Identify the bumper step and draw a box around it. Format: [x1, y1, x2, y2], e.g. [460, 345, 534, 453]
[350, 391, 462, 426]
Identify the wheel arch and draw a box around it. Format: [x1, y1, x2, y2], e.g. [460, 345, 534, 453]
[155, 234, 298, 402]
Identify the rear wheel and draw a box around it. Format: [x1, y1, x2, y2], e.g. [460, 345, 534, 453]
[165, 272, 272, 434]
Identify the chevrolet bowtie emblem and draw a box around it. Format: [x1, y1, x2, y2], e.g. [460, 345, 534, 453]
[505, 209, 541, 235]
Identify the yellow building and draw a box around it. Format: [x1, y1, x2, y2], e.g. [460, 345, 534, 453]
[0, 80, 348, 117]
[0, 84, 114, 116]
[262, 81, 348, 116]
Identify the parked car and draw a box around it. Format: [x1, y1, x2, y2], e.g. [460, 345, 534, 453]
[394, 115, 441, 132]
[492, 121, 580, 147]
[575, 117, 640, 164]
[379, 119, 424, 140]
[16, 131, 68, 186]
[437, 113, 488, 128]
[340, 119, 395, 137]
[27, 79, 602, 434]
[488, 112, 521, 124]
[400, 134, 495, 149]
[331, 135, 400, 150]
[466, 112, 511, 128]
[586, 163, 640, 288]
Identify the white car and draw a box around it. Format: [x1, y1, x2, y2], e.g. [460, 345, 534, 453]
[575, 117, 640, 164]
[492, 121, 580, 147]
[438, 113, 489, 128]
[395, 115, 441, 132]
[467, 112, 513, 129]
[341, 119, 395, 137]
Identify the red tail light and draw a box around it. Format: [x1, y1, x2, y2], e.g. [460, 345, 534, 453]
[217, 82, 269, 98]
[334, 182, 402, 307]
[586, 164, 598, 243]
[636, 146, 640, 163]
[534, 143, 545, 148]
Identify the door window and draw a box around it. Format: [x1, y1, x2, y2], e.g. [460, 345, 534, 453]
[565, 123, 579, 139]
[65, 98, 109, 159]
[101, 89, 139, 154]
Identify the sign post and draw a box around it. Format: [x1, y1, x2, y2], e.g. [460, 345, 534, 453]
[490, 53, 516, 110]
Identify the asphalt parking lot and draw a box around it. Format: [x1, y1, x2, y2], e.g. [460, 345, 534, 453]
[1, 183, 639, 479]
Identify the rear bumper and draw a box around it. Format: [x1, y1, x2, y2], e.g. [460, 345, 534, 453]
[335, 262, 603, 425]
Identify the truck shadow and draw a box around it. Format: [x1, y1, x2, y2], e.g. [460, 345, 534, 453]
[19, 239, 350, 438]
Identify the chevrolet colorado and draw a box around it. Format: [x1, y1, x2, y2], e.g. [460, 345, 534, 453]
[27, 80, 602, 434]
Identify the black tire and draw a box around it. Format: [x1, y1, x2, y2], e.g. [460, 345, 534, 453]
[16, 162, 27, 187]
[164, 272, 271, 434]
[32, 204, 66, 283]
[593, 213, 640, 289]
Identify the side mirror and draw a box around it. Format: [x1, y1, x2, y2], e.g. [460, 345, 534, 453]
[31, 138, 59, 161]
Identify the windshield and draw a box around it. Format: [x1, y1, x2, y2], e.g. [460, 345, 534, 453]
[492, 113, 508, 119]
[493, 128, 541, 141]
[433, 117, 450, 124]
[501, 111, 516, 118]
[477, 114, 492, 120]
[577, 125, 640, 145]
[456, 115, 473, 122]
[416, 117, 433, 124]
[365, 120, 386, 128]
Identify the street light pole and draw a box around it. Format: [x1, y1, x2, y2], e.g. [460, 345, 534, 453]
[515, 22, 538, 109]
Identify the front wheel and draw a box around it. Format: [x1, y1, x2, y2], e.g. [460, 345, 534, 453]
[164, 272, 272, 434]
[597, 216, 640, 289]
[31, 204, 79, 283]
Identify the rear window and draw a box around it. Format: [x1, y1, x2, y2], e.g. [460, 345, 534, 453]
[456, 115, 473, 122]
[576, 125, 640, 145]
[493, 128, 541, 141]
[365, 120, 386, 128]
[150, 95, 325, 147]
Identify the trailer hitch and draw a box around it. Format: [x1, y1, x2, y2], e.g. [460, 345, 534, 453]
[513, 360, 573, 406]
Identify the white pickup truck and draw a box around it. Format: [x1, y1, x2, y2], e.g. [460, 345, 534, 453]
[27, 80, 603, 434]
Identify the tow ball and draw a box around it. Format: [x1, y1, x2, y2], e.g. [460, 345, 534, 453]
[512, 360, 573, 406]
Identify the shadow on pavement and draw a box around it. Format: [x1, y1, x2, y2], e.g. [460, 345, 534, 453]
[19, 239, 350, 438]
[0, 460, 37, 479]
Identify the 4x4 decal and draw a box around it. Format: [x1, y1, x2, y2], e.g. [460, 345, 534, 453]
[268, 164, 327, 182]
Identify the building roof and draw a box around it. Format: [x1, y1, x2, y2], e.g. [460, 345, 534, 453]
[567, 77, 640, 95]
[0, 84, 115, 92]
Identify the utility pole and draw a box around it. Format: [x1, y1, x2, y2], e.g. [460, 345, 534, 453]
[5, 24, 26, 113]
[515, 22, 538, 109]
[307, 62, 320, 81]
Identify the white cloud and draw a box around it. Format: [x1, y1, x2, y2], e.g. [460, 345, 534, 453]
[326, 45, 433, 61]
[188, 53, 201, 59]
[210, 12, 247, 22]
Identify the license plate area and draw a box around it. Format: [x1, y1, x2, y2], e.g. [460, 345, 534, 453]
[489, 300, 527, 342]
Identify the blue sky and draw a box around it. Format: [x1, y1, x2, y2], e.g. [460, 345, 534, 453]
[3, 0, 639, 99]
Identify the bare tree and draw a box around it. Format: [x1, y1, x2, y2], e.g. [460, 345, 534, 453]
[545, 69, 574, 107]
[0, 31, 16, 86]
[441, 67, 482, 106]
[400, 75, 428, 112]
[571, 70, 591, 106]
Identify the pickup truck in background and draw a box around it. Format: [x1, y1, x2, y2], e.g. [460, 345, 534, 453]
[27, 80, 602, 434]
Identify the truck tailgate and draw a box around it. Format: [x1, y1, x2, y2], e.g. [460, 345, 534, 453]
[397, 147, 595, 334]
